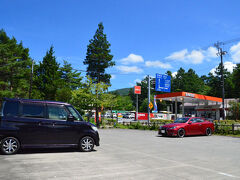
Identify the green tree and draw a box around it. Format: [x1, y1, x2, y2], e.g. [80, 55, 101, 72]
[206, 63, 233, 98]
[34, 46, 61, 100]
[0, 29, 32, 99]
[171, 68, 205, 93]
[84, 22, 115, 126]
[56, 60, 82, 102]
[71, 77, 109, 127]
[184, 69, 205, 93]
[101, 93, 117, 111]
[114, 96, 134, 111]
[228, 101, 240, 120]
[139, 96, 154, 113]
[84, 22, 115, 85]
[172, 68, 185, 92]
[129, 76, 152, 109]
[232, 64, 240, 98]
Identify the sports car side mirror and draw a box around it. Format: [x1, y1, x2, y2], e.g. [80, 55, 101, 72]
[188, 122, 192, 125]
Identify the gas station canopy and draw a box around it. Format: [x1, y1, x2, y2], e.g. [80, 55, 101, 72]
[155, 92, 222, 104]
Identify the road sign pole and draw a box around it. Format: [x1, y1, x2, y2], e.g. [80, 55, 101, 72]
[136, 94, 138, 121]
[134, 86, 141, 121]
[148, 75, 150, 125]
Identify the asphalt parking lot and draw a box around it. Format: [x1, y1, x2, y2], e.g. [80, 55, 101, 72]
[0, 129, 240, 180]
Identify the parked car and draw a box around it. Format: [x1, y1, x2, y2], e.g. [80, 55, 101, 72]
[158, 117, 214, 138]
[122, 113, 131, 119]
[123, 113, 135, 119]
[0, 98, 100, 155]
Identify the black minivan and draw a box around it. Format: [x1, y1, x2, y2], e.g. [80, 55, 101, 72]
[0, 98, 99, 155]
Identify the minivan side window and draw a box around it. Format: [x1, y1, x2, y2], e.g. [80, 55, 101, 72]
[3, 101, 19, 117]
[47, 105, 68, 120]
[67, 106, 83, 121]
[22, 103, 45, 118]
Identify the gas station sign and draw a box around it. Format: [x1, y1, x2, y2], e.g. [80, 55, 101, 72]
[134, 86, 141, 94]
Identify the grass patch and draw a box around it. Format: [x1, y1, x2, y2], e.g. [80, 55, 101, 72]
[115, 122, 159, 131]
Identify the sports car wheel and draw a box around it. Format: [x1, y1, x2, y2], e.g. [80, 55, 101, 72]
[206, 128, 212, 136]
[79, 136, 95, 152]
[177, 128, 185, 138]
[0, 137, 20, 155]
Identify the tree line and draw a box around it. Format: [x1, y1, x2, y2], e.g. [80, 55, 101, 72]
[128, 65, 240, 118]
[0, 23, 240, 122]
[0, 23, 125, 127]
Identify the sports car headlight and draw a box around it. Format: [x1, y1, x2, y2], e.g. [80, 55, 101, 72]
[91, 125, 98, 132]
[169, 126, 177, 130]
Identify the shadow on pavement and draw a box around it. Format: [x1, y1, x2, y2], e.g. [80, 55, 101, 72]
[156, 135, 206, 138]
[15, 148, 97, 155]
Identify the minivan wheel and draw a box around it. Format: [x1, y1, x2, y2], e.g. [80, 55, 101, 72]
[206, 128, 212, 136]
[79, 136, 94, 152]
[177, 128, 185, 138]
[0, 137, 20, 155]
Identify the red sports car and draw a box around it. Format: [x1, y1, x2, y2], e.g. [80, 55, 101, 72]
[158, 117, 214, 137]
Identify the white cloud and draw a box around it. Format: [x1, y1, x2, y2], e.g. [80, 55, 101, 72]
[187, 50, 204, 64]
[120, 54, 144, 65]
[165, 47, 218, 64]
[166, 49, 188, 61]
[116, 66, 143, 74]
[210, 61, 237, 75]
[134, 79, 141, 83]
[145, 61, 172, 69]
[230, 42, 240, 63]
[111, 74, 116, 79]
[172, 71, 177, 77]
[205, 47, 218, 58]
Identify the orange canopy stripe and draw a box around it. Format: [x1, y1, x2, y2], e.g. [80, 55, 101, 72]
[155, 92, 222, 103]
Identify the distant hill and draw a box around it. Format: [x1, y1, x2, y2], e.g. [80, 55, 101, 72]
[110, 88, 131, 96]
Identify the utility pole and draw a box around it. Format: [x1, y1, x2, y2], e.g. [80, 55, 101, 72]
[214, 42, 227, 120]
[147, 75, 150, 125]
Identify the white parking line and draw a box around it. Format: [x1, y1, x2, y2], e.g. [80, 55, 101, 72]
[218, 172, 236, 178]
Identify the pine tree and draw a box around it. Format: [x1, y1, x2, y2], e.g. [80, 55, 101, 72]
[0, 29, 32, 99]
[206, 63, 234, 98]
[84, 22, 115, 127]
[34, 46, 60, 100]
[56, 60, 82, 102]
[232, 64, 240, 98]
[84, 22, 115, 85]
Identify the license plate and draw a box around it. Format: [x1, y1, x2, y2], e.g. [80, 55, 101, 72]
[161, 130, 165, 133]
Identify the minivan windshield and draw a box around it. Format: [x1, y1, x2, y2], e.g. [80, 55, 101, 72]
[67, 106, 84, 121]
[174, 118, 190, 123]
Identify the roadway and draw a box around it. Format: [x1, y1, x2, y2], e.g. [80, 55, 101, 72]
[0, 129, 239, 179]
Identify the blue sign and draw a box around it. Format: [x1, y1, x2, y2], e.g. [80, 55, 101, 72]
[155, 74, 171, 92]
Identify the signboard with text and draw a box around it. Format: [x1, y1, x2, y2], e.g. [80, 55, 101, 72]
[137, 113, 154, 120]
[155, 74, 171, 92]
[134, 86, 141, 94]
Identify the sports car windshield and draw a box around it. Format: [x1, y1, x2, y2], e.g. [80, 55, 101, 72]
[174, 118, 190, 123]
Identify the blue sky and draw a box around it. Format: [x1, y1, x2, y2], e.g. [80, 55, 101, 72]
[1, 0, 240, 91]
